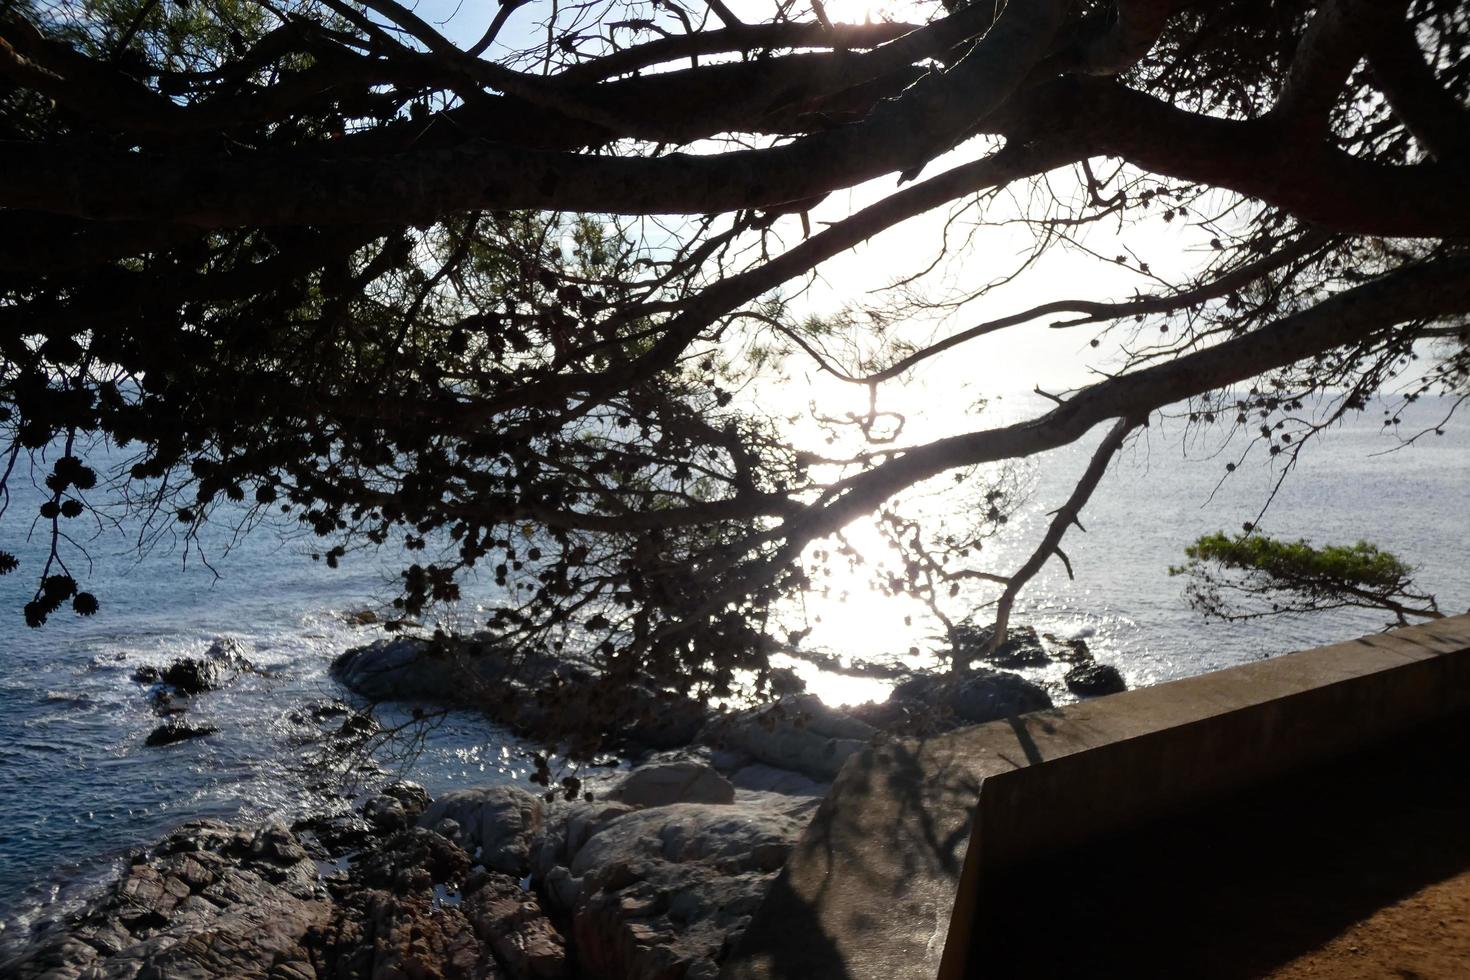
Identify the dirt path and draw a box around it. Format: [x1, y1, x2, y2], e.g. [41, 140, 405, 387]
[1267, 867, 1470, 980]
[971, 713, 1470, 978]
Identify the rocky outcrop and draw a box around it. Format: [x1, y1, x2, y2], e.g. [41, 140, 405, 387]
[331, 636, 706, 753]
[607, 761, 735, 808]
[950, 623, 1051, 670]
[132, 637, 255, 695]
[851, 667, 1054, 735]
[1064, 662, 1128, 697]
[6, 755, 812, 980]
[462, 874, 569, 980]
[419, 786, 545, 876]
[700, 695, 876, 781]
[541, 792, 820, 980]
[3, 820, 329, 980]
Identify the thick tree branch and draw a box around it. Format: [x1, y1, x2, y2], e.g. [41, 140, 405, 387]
[1367, 15, 1470, 161]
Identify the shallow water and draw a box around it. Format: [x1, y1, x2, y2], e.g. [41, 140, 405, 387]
[0, 393, 1464, 945]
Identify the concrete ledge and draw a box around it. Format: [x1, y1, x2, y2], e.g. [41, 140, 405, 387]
[723, 614, 1470, 980]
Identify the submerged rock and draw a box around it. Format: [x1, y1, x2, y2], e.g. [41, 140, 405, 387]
[131, 637, 254, 696]
[144, 720, 219, 746]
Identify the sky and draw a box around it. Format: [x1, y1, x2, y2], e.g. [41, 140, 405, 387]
[388, 0, 1227, 405]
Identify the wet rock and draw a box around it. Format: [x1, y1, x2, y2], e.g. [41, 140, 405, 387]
[380, 779, 431, 821]
[160, 656, 228, 694]
[418, 786, 544, 876]
[951, 623, 1050, 670]
[766, 666, 807, 697]
[1055, 636, 1096, 663]
[607, 761, 735, 808]
[306, 699, 352, 721]
[331, 636, 448, 703]
[701, 695, 875, 781]
[350, 826, 472, 893]
[1064, 662, 1127, 697]
[148, 689, 187, 717]
[144, 720, 219, 746]
[363, 794, 409, 833]
[2, 820, 329, 980]
[294, 812, 376, 857]
[854, 665, 1054, 735]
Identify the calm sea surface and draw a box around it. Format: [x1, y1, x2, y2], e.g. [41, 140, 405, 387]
[0, 392, 1465, 943]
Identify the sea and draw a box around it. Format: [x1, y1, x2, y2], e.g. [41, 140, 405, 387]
[0, 390, 1465, 948]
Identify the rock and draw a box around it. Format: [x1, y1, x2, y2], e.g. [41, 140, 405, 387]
[318, 886, 498, 980]
[702, 695, 875, 781]
[854, 665, 1053, 735]
[363, 794, 409, 832]
[344, 608, 378, 626]
[331, 636, 710, 753]
[418, 786, 544, 876]
[293, 812, 375, 857]
[2, 820, 329, 980]
[950, 669, 1053, 723]
[607, 762, 735, 808]
[951, 623, 1050, 670]
[305, 699, 351, 720]
[563, 798, 818, 980]
[132, 639, 253, 698]
[1058, 637, 1095, 663]
[380, 779, 431, 821]
[160, 656, 227, 694]
[616, 687, 709, 751]
[727, 764, 829, 797]
[560, 802, 638, 867]
[1064, 662, 1127, 697]
[463, 874, 569, 980]
[766, 667, 807, 697]
[144, 720, 218, 746]
[332, 636, 445, 702]
[350, 826, 472, 892]
[148, 689, 187, 717]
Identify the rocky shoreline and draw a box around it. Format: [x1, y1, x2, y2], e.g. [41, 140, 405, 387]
[4, 625, 1124, 979]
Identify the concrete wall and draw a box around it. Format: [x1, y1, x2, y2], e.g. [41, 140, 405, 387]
[723, 614, 1470, 980]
